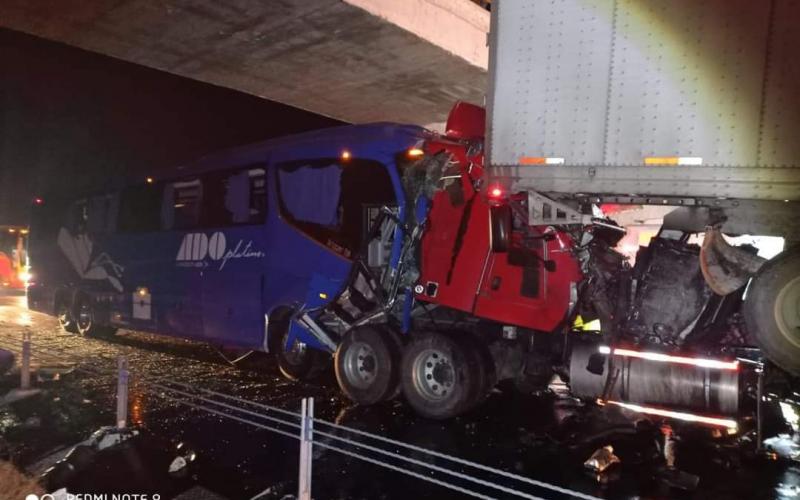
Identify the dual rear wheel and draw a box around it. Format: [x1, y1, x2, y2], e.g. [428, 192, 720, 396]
[335, 328, 495, 419]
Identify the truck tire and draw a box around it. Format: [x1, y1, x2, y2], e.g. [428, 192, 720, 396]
[56, 296, 78, 334]
[335, 325, 403, 405]
[401, 331, 477, 419]
[74, 295, 117, 338]
[276, 324, 320, 381]
[744, 247, 800, 375]
[459, 333, 496, 411]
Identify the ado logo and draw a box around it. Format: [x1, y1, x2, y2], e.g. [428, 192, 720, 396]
[176, 232, 265, 270]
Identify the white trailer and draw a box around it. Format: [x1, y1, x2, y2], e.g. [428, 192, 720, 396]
[486, 0, 800, 373]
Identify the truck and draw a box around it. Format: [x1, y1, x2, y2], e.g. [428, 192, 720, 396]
[0, 225, 30, 291]
[330, 0, 800, 425]
[29, 0, 799, 429]
[478, 0, 800, 421]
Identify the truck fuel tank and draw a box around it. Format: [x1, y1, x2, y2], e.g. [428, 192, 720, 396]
[569, 341, 740, 417]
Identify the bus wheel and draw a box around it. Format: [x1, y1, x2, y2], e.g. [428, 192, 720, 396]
[401, 331, 476, 420]
[744, 247, 800, 376]
[276, 327, 319, 381]
[74, 295, 116, 337]
[335, 325, 403, 405]
[56, 298, 78, 334]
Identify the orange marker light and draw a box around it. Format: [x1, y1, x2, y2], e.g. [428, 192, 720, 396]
[341, 150, 352, 161]
[519, 156, 565, 165]
[146, 176, 154, 184]
[407, 148, 425, 159]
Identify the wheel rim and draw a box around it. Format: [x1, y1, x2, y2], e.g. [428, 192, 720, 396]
[76, 302, 92, 333]
[411, 348, 455, 402]
[775, 275, 800, 349]
[283, 337, 307, 366]
[343, 341, 378, 389]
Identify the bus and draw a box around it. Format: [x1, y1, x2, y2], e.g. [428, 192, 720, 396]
[0, 225, 29, 291]
[27, 122, 425, 379]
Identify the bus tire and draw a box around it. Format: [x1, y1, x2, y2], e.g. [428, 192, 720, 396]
[335, 325, 403, 405]
[74, 294, 116, 338]
[56, 295, 78, 334]
[276, 324, 320, 381]
[744, 247, 800, 376]
[401, 331, 476, 420]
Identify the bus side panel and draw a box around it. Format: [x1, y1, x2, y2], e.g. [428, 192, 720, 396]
[200, 225, 269, 348]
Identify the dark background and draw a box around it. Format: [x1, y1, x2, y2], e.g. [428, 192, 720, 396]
[0, 28, 344, 226]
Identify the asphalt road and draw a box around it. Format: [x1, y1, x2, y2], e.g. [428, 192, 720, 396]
[0, 293, 798, 500]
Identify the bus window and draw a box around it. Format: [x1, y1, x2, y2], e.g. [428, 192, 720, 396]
[118, 183, 162, 232]
[249, 169, 267, 224]
[165, 179, 202, 230]
[276, 159, 395, 257]
[202, 166, 267, 227]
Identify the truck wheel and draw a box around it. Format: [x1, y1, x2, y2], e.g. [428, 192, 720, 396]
[459, 334, 496, 411]
[335, 325, 403, 405]
[744, 247, 800, 375]
[74, 295, 116, 337]
[56, 297, 78, 333]
[276, 326, 320, 381]
[401, 331, 476, 419]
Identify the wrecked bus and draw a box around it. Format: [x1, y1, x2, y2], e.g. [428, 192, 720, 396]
[27, 123, 424, 379]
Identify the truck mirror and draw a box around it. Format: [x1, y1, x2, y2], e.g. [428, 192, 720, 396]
[490, 205, 511, 252]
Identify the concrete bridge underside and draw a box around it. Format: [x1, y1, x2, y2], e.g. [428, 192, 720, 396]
[0, 0, 489, 127]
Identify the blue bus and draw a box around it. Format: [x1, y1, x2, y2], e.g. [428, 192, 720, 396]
[28, 122, 427, 382]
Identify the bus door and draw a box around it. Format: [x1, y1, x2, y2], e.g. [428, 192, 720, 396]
[199, 166, 269, 348]
[160, 179, 205, 338]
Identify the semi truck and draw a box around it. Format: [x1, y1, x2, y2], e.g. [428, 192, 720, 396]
[479, 0, 800, 422]
[30, 0, 799, 429]
[333, 0, 800, 424]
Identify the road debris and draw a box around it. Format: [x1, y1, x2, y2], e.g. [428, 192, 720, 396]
[584, 445, 620, 473]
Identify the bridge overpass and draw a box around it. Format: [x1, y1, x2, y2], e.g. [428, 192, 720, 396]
[0, 0, 489, 128]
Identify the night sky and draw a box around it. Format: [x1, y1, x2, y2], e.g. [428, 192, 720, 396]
[0, 28, 344, 226]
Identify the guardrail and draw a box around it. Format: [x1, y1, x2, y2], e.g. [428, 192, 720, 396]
[0, 331, 600, 500]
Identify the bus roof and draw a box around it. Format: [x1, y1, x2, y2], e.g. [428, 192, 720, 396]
[161, 122, 428, 181]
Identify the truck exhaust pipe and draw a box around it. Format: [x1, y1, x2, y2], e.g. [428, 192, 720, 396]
[569, 341, 740, 418]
